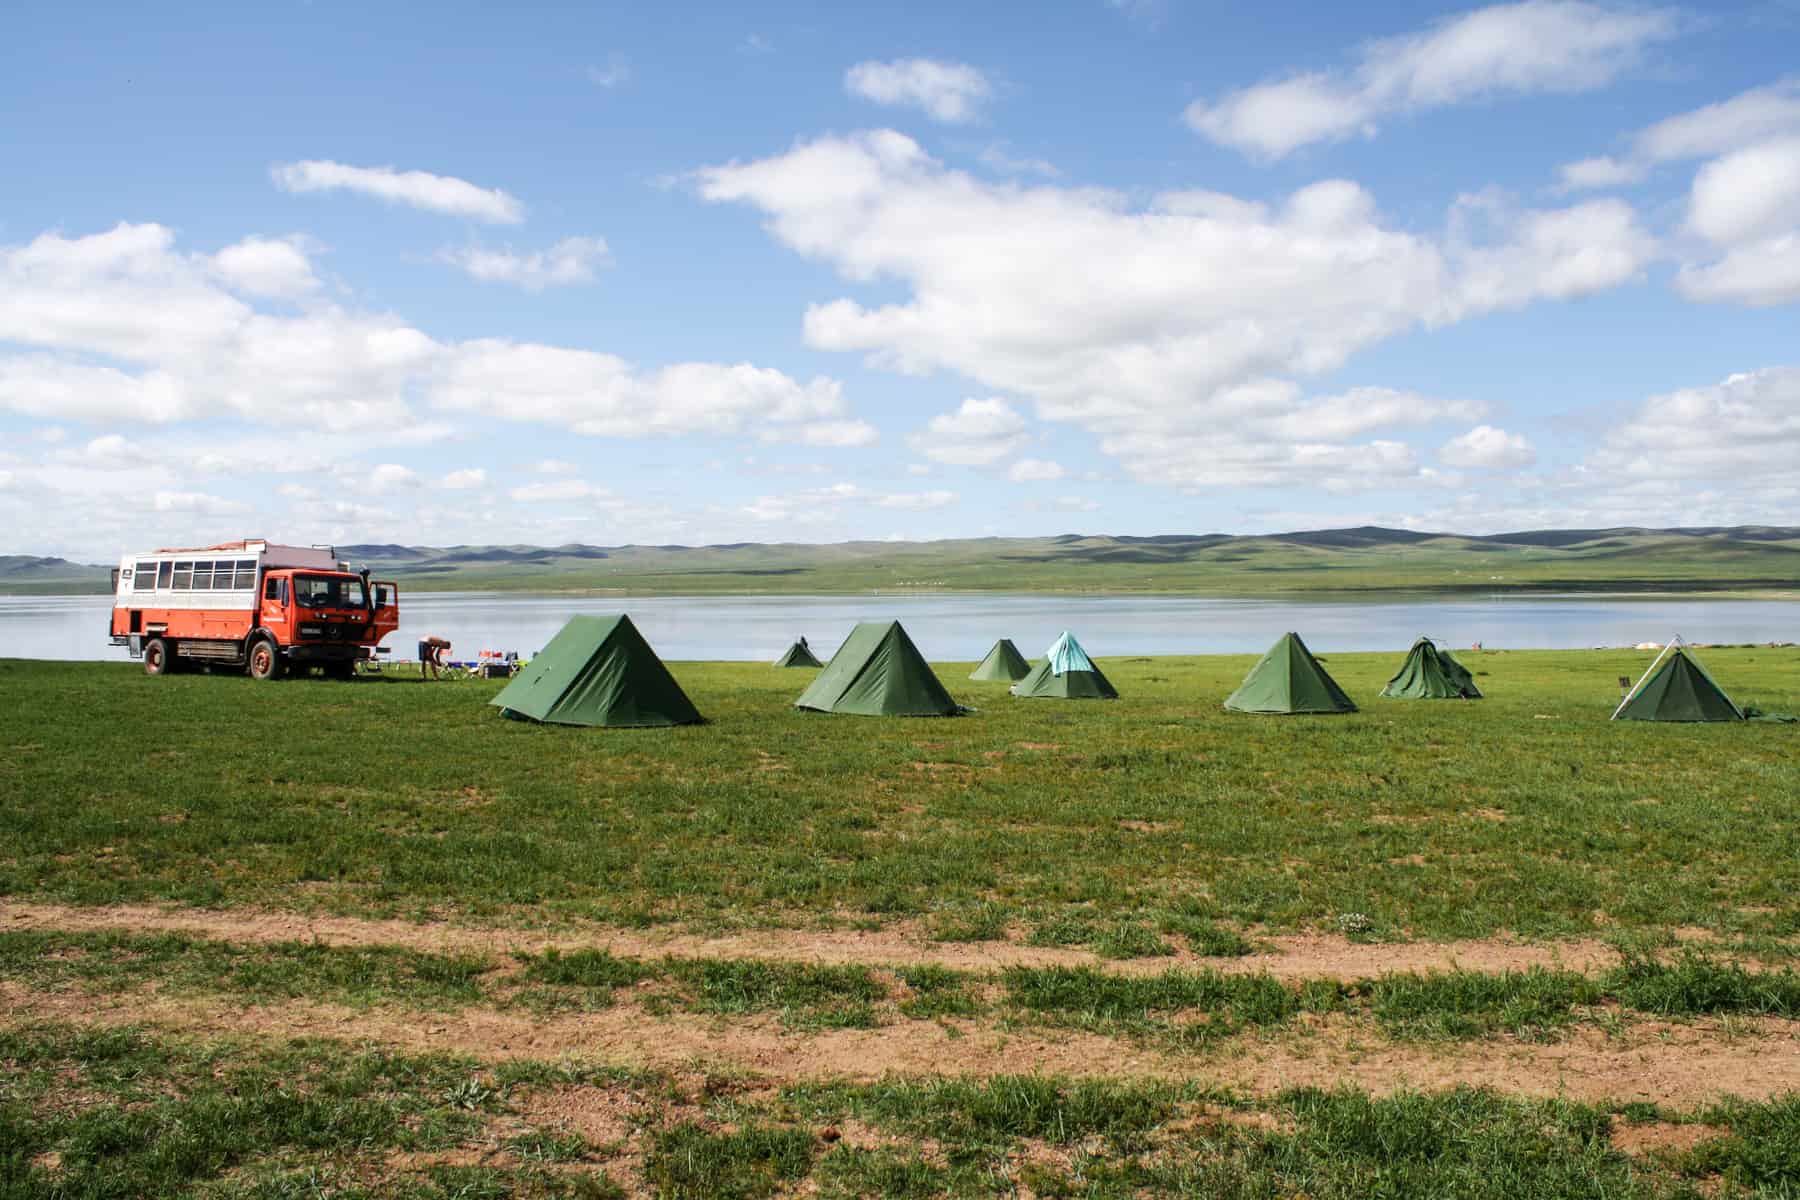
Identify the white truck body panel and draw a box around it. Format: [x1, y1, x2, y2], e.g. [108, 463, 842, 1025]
[113, 540, 346, 611]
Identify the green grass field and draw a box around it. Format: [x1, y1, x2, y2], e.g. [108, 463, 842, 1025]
[3, 650, 1797, 940]
[5, 648, 1800, 1197]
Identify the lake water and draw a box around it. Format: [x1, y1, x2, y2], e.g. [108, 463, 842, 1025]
[6, 591, 1796, 664]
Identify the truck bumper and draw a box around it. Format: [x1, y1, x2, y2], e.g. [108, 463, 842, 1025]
[282, 644, 366, 664]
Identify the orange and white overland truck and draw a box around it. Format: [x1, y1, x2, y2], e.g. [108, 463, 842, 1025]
[109, 540, 400, 679]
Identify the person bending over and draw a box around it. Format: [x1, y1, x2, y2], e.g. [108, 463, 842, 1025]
[418, 635, 451, 680]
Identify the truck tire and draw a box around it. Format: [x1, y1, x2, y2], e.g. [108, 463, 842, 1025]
[326, 659, 356, 681]
[247, 638, 283, 681]
[143, 637, 171, 676]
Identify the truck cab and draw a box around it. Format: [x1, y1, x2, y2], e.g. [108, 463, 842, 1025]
[251, 569, 400, 678]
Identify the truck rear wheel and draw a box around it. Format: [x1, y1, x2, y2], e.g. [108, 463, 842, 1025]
[247, 638, 283, 681]
[143, 638, 171, 676]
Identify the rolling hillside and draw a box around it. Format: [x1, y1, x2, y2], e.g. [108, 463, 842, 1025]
[11, 526, 1797, 595]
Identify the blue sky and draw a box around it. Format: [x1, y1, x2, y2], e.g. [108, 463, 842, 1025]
[4, 0, 1799, 559]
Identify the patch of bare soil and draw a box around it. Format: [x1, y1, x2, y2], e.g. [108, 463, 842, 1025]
[1610, 1119, 1724, 1157]
[514, 1086, 638, 1147]
[0, 902, 1627, 979]
[6, 980, 1800, 1108]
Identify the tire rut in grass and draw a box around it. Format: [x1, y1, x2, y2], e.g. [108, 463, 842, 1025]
[7, 979, 1800, 1108]
[0, 900, 1628, 979]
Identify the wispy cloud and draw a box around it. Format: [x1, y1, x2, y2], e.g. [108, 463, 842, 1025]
[845, 58, 992, 124]
[978, 143, 1061, 177]
[437, 236, 611, 290]
[586, 54, 631, 88]
[271, 160, 525, 224]
[1187, 1, 1681, 160]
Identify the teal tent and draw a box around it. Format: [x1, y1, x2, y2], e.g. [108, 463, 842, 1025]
[794, 621, 962, 716]
[1011, 631, 1117, 699]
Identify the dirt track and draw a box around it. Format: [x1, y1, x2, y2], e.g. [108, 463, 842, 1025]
[9, 900, 1796, 1108]
[0, 901, 1623, 978]
[7, 979, 1800, 1107]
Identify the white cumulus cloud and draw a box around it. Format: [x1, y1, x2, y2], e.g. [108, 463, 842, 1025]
[844, 58, 991, 123]
[1588, 366, 1800, 482]
[152, 490, 248, 515]
[271, 160, 525, 224]
[210, 236, 319, 299]
[1558, 78, 1800, 189]
[368, 463, 422, 493]
[1007, 458, 1066, 482]
[0, 222, 873, 449]
[700, 131, 1652, 490]
[1679, 136, 1800, 306]
[1439, 424, 1537, 468]
[433, 342, 860, 442]
[439, 468, 487, 489]
[908, 398, 1029, 465]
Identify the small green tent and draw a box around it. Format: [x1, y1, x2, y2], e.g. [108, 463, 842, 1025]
[1225, 632, 1357, 715]
[490, 614, 702, 728]
[969, 638, 1031, 682]
[1382, 637, 1482, 699]
[794, 621, 962, 717]
[1011, 631, 1117, 699]
[1613, 642, 1744, 722]
[775, 638, 823, 668]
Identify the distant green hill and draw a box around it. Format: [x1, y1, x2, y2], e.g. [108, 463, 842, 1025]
[10, 526, 1799, 596]
[0, 555, 113, 594]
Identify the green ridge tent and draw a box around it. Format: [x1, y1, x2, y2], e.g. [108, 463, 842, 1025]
[969, 638, 1031, 682]
[1381, 637, 1483, 699]
[490, 614, 702, 728]
[1613, 640, 1744, 722]
[774, 638, 823, 668]
[794, 621, 962, 717]
[1225, 632, 1357, 715]
[1011, 631, 1118, 699]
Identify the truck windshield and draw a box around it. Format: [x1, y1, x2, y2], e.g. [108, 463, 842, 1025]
[293, 575, 367, 609]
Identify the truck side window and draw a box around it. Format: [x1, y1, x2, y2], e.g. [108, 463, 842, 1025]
[157, 562, 173, 588]
[264, 577, 287, 603]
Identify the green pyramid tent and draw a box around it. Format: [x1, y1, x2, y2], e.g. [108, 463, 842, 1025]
[1225, 632, 1357, 715]
[490, 614, 702, 728]
[969, 638, 1031, 682]
[794, 621, 962, 717]
[1011, 631, 1118, 699]
[774, 638, 823, 668]
[1613, 641, 1744, 722]
[1381, 637, 1482, 699]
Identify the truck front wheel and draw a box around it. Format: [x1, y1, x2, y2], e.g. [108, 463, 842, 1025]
[143, 638, 171, 676]
[247, 639, 283, 681]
